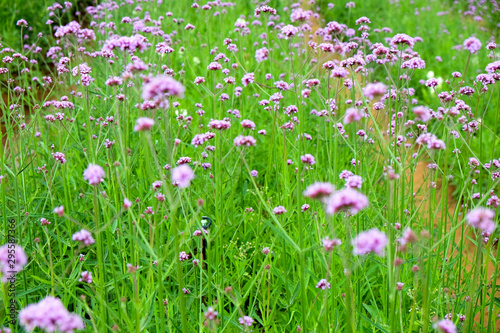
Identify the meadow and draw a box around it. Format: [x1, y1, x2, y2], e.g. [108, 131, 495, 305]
[0, 0, 500, 332]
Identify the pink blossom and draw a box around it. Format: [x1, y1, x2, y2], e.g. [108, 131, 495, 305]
[273, 206, 287, 215]
[300, 154, 316, 165]
[134, 117, 155, 131]
[239, 316, 254, 326]
[326, 188, 369, 215]
[303, 182, 334, 199]
[433, 319, 456, 333]
[53, 206, 64, 217]
[142, 75, 185, 102]
[83, 164, 105, 185]
[352, 228, 388, 256]
[19, 296, 85, 333]
[72, 229, 95, 246]
[234, 135, 256, 146]
[466, 207, 496, 233]
[316, 279, 331, 289]
[344, 108, 365, 124]
[172, 164, 195, 188]
[322, 237, 342, 251]
[463, 37, 482, 54]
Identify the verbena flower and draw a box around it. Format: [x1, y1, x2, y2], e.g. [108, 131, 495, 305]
[352, 228, 388, 256]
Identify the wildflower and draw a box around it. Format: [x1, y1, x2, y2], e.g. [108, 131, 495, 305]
[316, 279, 331, 289]
[179, 251, 189, 261]
[463, 37, 482, 54]
[134, 117, 155, 131]
[79, 271, 92, 283]
[399, 228, 418, 246]
[239, 316, 254, 326]
[281, 25, 298, 39]
[397, 282, 404, 290]
[412, 106, 432, 122]
[123, 198, 132, 209]
[390, 33, 415, 48]
[172, 164, 195, 188]
[19, 296, 85, 333]
[322, 237, 342, 251]
[83, 164, 105, 185]
[255, 47, 269, 62]
[345, 175, 363, 189]
[241, 119, 256, 130]
[205, 307, 218, 320]
[303, 182, 334, 199]
[72, 229, 95, 246]
[142, 75, 185, 101]
[262, 247, 270, 254]
[362, 82, 387, 99]
[250, 170, 258, 177]
[300, 154, 316, 165]
[234, 135, 256, 146]
[0, 244, 28, 282]
[466, 207, 496, 234]
[241, 73, 255, 87]
[53, 205, 64, 217]
[273, 206, 287, 215]
[52, 152, 66, 164]
[344, 108, 365, 124]
[326, 188, 369, 215]
[352, 228, 388, 256]
[433, 319, 456, 333]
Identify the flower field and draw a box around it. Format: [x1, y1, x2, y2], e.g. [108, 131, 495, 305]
[1, 0, 500, 332]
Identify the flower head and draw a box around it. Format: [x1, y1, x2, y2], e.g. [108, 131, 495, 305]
[352, 228, 388, 256]
[172, 164, 195, 188]
[326, 188, 369, 215]
[466, 207, 496, 234]
[83, 164, 105, 185]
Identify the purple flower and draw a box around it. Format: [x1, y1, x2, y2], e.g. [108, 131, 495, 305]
[273, 206, 287, 215]
[466, 207, 496, 234]
[53, 205, 64, 217]
[172, 164, 195, 188]
[315, 279, 331, 290]
[72, 229, 95, 246]
[205, 307, 218, 320]
[134, 117, 155, 131]
[433, 319, 457, 333]
[325, 188, 369, 215]
[463, 37, 482, 54]
[352, 228, 388, 256]
[300, 154, 316, 165]
[83, 164, 105, 185]
[242, 73, 255, 87]
[250, 170, 258, 177]
[79, 271, 92, 283]
[234, 135, 256, 147]
[362, 82, 387, 100]
[19, 296, 85, 333]
[281, 25, 298, 39]
[303, 182, 334, 199]
[179, 251, 189, 261]
[344, 108, 365, 124]
[142, 75, 185, 102]
[322, 237, 342, 251]
[238, 315, 254, 326]
[345, 176, 363, 189]
[255, 47, 269, 62]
